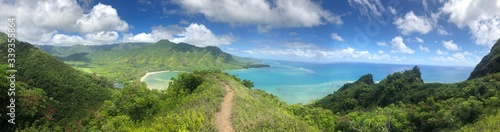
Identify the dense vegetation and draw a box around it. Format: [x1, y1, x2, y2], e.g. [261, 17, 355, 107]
[9, 69, 328, 131]
[0, 32, 113, 131]
[39, 40, 269, 82]
[2, 29, 500, 131]
[313, 39, 500, 131]
[36, 42, 154, 57]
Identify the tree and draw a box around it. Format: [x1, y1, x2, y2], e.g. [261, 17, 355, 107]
[242, 79, 254, 88]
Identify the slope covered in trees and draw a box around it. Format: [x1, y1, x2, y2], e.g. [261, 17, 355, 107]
[59, 70, 334, 131]
[0, 32, 113, 131]
[40, 39, 269, 82]
[469, 38, 500, 79]
[313, 39, 500, 131]
[36, 42, 154, 57]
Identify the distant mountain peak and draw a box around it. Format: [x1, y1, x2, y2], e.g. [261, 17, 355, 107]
[355, 74, 374, 85]
[468, 38, 500, 80]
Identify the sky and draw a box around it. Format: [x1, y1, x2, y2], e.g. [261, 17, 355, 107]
[1, 0, 499, 66]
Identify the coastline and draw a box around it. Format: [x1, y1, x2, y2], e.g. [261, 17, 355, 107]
[140, 70, 173, 82]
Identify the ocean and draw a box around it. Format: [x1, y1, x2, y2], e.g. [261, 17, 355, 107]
[143, 60, 474, 104]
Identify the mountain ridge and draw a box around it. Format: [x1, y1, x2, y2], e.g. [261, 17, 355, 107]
[39, 39, 269, 82]
[468, 38, 500, 80]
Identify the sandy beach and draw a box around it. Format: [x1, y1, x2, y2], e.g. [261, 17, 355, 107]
[140, 70, 171, 82]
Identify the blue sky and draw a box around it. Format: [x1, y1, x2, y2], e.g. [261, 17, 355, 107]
[1, 0, 499, 66]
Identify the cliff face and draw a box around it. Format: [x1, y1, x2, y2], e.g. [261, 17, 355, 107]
[468, 38, 500, 80]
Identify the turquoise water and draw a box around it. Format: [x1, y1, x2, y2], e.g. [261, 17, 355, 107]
[143, 60, 474, 104]
[143, 71, 181, 90]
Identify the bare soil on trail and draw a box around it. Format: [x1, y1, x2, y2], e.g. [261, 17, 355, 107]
[215, 82, 235, 132]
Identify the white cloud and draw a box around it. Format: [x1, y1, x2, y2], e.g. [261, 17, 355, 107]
[436, 49, 448, 55]
[415, 37, 424, 43]
[283, 42, 318, 49]
[469, 16, 500, 46]
[172, 23, 236, 47]
[330, 33, 344, 42]
[437, 26, 451, 35]
[442, 40, 461, 51]
[243, 46, 390, 61]
[123, 25, 185, 43]
[236, 42, 391, 61]
[441, 0, 500, 46]
[430, 51, 479, 65]
[179, 19, 190, 25]
[348, 0, 385, 18]
[74, 3, 129, 33]
[85, 31, 119, 44]
[0, 1, 129, 45]
[124, 33, 157, 43]
[388, 7, 397, 15]
[377, 42, 388, 46]
[33, 0, 83, 30]
[419, 45, 431, 52]
[390, 36, 415, 54]
[393, 11, 433, 35]
[124, 23, 235, 47]
[393, 56, 407, 61]
[257, 25, 273, 33]
[50, 31, 119, 45]
[51, 34, 85, 46]
[173, 0, 342, 31]
[151, 25, 185, 39]
[423, 0, 429, 11]
[378, 50, 385, 54]
[452, 52, 465, 60]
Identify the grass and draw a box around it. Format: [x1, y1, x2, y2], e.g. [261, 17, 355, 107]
[459, 111, 500, 132]
[132, 73, 226, 131]
[214, 73, 318, 132]
[64, 61, 95, 73]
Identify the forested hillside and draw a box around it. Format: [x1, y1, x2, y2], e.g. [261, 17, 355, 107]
[313, 39, 500, 131]
[41, 39, 269, 82]
[0, 32, 113, 131]
[469, 38, 500, 80]
[36, 42, 154, 57]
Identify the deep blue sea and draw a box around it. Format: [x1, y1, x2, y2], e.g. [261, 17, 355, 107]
[143, 60, 474, 104]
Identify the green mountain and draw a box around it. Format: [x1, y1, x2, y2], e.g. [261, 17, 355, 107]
[468, 38, 500, 80]
[86, 40, 242, 70]
[39, 40, 269, 82]
[36, 42, 154, 57]
[0, 32, 113, 130]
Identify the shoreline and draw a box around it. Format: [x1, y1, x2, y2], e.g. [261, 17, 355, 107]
[140, 70, 174, 82]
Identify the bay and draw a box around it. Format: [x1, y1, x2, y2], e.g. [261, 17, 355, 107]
[142, 60, 474, 104]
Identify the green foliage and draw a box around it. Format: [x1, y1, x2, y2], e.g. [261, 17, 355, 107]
[36, 42, 154, 57]
[460, 111, 500, 131]
[215, 74, 318, 131]
[85, 70, 226, 131]
[0, 33, 113, 131]
[314, 64, 500, 131]
[48, 39, 269, 83]
[333, 104, 412, 132]
[241, 79, 254, 88]
[288, 104, 338, 131]
[82, 39, 255, 82]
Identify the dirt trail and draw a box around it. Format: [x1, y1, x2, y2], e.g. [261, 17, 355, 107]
[215, 81, 235, 132]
